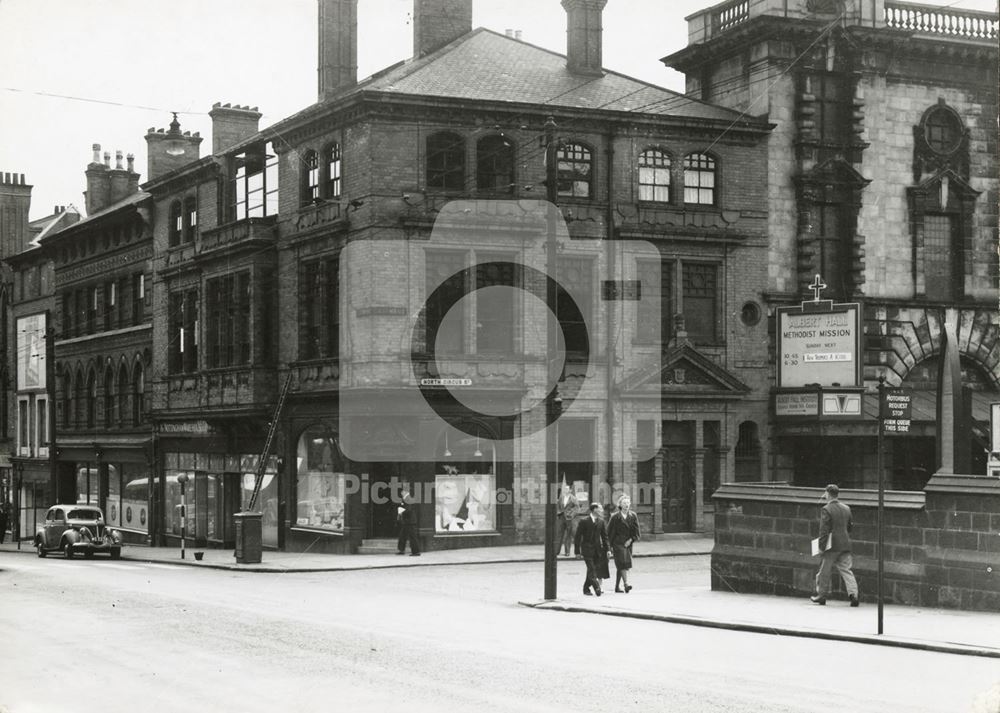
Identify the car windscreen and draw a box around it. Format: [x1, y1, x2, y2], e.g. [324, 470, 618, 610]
[67, 509, 102, 520]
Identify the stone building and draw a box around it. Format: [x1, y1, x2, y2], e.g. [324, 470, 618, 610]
[136, 0, 773, 554]
[664, 0, 999, 488]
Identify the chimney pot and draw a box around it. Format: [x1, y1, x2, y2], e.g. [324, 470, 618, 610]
[506, 29, 514, 37]
[515, 30, 523, 40]
[115, 150, 124, 169]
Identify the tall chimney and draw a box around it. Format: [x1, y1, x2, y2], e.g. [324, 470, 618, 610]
[85, 143, 111, 215]
[413, 0, 472, 58]
[145, 113, 202, 180]
[0, 172, 32, 258]
[562, 0, 607, 76]
[126, 154, 140, 194]
[209, 103, 263, 154]
[318, 0, 358, 101]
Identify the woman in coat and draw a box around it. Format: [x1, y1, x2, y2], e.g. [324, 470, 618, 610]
[608, 495, 640, 592]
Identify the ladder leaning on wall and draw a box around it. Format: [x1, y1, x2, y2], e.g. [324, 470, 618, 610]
[246, 371, 293, 513]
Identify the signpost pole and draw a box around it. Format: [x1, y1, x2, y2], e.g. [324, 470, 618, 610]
[876, 377, 885, 635]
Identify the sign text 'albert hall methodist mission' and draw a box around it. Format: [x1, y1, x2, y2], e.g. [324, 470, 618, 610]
[776, 304, 861, 389]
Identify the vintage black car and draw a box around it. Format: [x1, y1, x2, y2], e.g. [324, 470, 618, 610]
[35, 505, 123, 559]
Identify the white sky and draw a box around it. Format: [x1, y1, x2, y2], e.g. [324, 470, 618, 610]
[0, 0, 995, 220]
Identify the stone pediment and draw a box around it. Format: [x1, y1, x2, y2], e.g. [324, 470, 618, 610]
[619, 344, 750, 398]
[800, 158, 871, 187]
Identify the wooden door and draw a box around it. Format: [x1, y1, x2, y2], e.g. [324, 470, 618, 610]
[662, 446, 693, 532]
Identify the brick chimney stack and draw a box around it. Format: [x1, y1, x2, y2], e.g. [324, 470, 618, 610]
[209, 103, 262, 154]
[413, 0, 472, 57]
[84, 143, 110, 216]
[318, 0, 358, 101]
[145, 113, 202, 180]
[562, 0, 608, 76]
[0, 172, 32, 258]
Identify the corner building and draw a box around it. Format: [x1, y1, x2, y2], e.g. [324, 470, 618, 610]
[665, 0, 999, 487]
[145, 0, 772, 554]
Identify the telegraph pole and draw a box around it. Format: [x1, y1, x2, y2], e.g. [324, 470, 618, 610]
[543, 116, 559, 600]
[876, 376, 885, 635]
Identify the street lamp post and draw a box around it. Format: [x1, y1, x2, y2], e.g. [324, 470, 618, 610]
[176, 472, 189, 559]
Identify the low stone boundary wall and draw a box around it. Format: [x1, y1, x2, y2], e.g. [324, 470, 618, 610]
[710, 473, 1000, 611]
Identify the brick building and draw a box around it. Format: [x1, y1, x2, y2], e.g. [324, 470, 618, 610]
[132, 0, 772, 554]
[664, 0, 999, 488]
[35, 144, 155, 544]
[1, 173, 79, 539]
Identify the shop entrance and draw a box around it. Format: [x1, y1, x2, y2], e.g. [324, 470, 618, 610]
[369, 463, 400, 538]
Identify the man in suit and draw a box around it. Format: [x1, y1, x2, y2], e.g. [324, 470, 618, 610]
[396, 492, 420, 556]
[555, 483, 579, 557]
[574, 503, 610, 596]
[811, 483, 859, 606]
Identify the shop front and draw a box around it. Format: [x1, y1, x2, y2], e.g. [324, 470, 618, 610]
[53, 438, 153, 545]
[283, 410, 516, 554]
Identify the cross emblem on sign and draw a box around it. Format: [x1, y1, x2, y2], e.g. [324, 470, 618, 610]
[809, 274, 827, 301]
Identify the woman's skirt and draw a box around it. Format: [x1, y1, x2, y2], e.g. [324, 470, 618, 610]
[612, 544, 633, 570]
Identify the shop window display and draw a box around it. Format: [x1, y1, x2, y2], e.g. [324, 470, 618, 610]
[295, 427, 348, 532]
[435, 430, 497, 533]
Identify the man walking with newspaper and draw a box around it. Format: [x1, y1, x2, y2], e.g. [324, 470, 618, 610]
[811, 484, 859, 606]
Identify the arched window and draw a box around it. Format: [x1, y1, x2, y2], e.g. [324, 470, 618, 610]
[104, 367, 115, 428]
[62, 372, 72, 429]
[74, 368, 85, 429]
[638, 148, 671, 202]
[556, 142, 592, 198]
[183, 197, 197, 243]
[323, 143, 342, 199]
[300, 150, 320, 206]
[86, 370, 97, 428]
[683, 153, 716, 205]
[117, 365, 129, 428]
[168, 200, 183, 247]
[476, 135, 514, 194]
[427, 132, 465, 191]
[132, 362, 145, 425]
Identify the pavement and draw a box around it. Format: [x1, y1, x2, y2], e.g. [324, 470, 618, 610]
[3, 533, 997, 659]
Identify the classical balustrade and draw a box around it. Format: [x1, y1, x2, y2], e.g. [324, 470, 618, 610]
[885, 2, 998, 40]
[712, 0, 750, 34]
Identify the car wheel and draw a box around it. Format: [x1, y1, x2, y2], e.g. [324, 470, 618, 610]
[36, 542, 46, 558]
[64, 542, 74, 559]
[111, 548, 121, 560]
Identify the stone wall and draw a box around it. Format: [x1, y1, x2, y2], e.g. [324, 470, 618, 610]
[710, 473, 1000, 611]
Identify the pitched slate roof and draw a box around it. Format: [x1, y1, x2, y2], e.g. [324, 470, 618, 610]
[360, 28, 745, 122]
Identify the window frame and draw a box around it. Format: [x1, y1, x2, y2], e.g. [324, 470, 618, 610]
[476, 134, 515, 195]
[323, 142, 342, 200]
[556, 141, 593, 199]
[683, 152, 717, 206]
[638, 148, 672, 203]
[231, 141, 279, 221]
[300, 149, 321, 207]
[426, 131, 466, 192]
